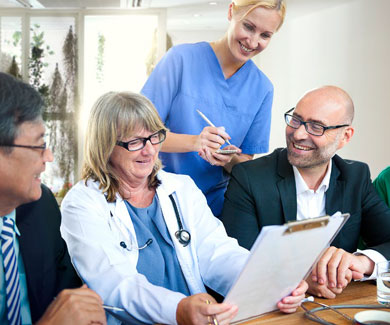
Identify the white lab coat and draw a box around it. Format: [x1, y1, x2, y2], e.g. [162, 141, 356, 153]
[60, 170, 249, 325]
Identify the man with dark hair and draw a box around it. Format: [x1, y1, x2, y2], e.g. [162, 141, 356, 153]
[221, 85, 390, 299]
[0, 72, 106, 325]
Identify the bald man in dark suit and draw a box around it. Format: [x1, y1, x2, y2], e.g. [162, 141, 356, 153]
[221, 86, 390, 299]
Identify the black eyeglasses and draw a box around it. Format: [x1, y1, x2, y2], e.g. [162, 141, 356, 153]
[284, 107, 349, 136]
[116, 129, 166, 152]
[0, 143, 47, 153]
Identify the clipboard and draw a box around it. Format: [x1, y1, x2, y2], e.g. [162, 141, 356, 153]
[224, 212, 350, 324]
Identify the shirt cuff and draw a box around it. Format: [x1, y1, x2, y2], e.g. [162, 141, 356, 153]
[354, 249, 387, 280]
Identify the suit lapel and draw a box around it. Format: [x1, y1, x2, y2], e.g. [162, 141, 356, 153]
[16, 204, 44, 318]
[276, 149, 297, 223]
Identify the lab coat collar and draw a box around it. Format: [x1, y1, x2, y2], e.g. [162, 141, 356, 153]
[156, 170, 181, 196]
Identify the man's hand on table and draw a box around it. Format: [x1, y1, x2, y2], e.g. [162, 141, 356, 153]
[308, 246, 375, 299]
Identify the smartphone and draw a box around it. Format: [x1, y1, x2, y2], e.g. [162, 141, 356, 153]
[215, 149, 238, 155]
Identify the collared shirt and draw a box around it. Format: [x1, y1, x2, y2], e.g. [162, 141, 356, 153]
[293, 161, 385, 279]
[0, 210, 32, 325]
[293, 160, 332, 221]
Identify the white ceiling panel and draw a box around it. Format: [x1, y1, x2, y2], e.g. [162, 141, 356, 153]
[0, 0, 24, 8]
[37, 0, 122, 8]
[0, 0, 227, 8]
[0, 1, 360, 32]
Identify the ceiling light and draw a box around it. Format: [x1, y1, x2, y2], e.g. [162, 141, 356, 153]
[120, 0, 142, 8]
[209, 2, 218, 5]
[29, 0, 44, 8]
[15, 0, 32, 8]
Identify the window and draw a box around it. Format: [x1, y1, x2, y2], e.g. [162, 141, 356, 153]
[0, 10, 164, 200]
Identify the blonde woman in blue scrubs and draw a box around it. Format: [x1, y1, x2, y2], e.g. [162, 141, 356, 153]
[142, 0, 286, 217]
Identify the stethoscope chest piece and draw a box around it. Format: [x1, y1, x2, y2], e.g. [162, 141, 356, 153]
[175, 229, 191, 247]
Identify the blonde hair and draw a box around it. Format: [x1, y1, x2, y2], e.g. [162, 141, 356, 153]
[232, 0, 286, 30]
[82, 91, 167, 202]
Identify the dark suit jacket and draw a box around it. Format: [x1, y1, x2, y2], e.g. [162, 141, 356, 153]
[220, 148, 390, 258]
[16, 184, 81, 323]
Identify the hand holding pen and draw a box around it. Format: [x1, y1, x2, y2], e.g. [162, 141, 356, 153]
[38, 284, 107, 325]
[197, 110, 232, 146]
[196, 110, 241, 166]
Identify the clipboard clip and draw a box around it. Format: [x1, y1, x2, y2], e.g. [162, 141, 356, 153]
[284, 216, 330, 235]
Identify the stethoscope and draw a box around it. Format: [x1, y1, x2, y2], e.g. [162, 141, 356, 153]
[112, 193, 191, 251]
[168, 194, 191, 247]
[301, 296, 390, 325]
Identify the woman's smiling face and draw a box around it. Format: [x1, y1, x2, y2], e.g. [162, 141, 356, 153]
[110, 128, 161, 185]
[226, 5, 282, 65]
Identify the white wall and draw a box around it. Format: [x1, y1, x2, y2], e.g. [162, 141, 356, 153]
[168, 29, 225, 45]
[256, 0, 390, 178]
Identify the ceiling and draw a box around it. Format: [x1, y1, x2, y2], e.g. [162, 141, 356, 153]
[0, 0, 230, 31]
[0, 0, 228, 9]
[0, 0, 359, 31]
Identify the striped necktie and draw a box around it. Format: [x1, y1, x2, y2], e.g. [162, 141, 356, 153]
[1, 217, 21, 325]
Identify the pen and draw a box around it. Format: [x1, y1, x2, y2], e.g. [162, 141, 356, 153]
[205, 300, 219, 325]
[301, 296, 314, 303]
[196, 109, 232, 145]
[103, 305, 126, 312]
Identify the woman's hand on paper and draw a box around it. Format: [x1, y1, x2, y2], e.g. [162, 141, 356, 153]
[277, 280, 308, 313]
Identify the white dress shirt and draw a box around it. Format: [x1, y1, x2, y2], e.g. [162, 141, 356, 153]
[293, 161, 385, 279]
[293, 162, 332, 222]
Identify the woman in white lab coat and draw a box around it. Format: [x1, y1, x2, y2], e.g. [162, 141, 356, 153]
[60, 91, 307, 325]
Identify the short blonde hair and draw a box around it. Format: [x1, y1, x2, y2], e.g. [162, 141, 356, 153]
[82, 91, 167, 202]
[232, 0, 286, 31]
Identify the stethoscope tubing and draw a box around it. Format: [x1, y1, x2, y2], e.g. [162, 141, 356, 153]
[111, 193, 191, 251]
[302, 303, 390, 325]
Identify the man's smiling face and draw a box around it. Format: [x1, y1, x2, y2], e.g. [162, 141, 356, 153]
[286, 89, 350, 170]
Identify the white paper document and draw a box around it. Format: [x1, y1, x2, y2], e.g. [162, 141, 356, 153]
[224, 212, 349, 324]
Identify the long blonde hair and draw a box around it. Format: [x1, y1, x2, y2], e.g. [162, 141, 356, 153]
[82, 91, 167, 202]
[232, 0, 286, 30]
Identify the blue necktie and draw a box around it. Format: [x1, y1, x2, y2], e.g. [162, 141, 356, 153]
[1, 217, 21, 325]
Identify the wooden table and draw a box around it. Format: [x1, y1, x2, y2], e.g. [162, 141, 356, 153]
[242, 281, 388, 324]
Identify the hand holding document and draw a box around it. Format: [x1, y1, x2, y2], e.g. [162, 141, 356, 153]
[224, 212, 350, 324]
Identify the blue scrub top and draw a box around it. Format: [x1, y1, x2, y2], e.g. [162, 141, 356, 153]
[125, 196, 190, 296]
[142, 42, 274, 216]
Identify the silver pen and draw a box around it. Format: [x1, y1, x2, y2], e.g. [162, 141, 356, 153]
[103, 305, 126, 312]
[196, 109, 232, 145]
